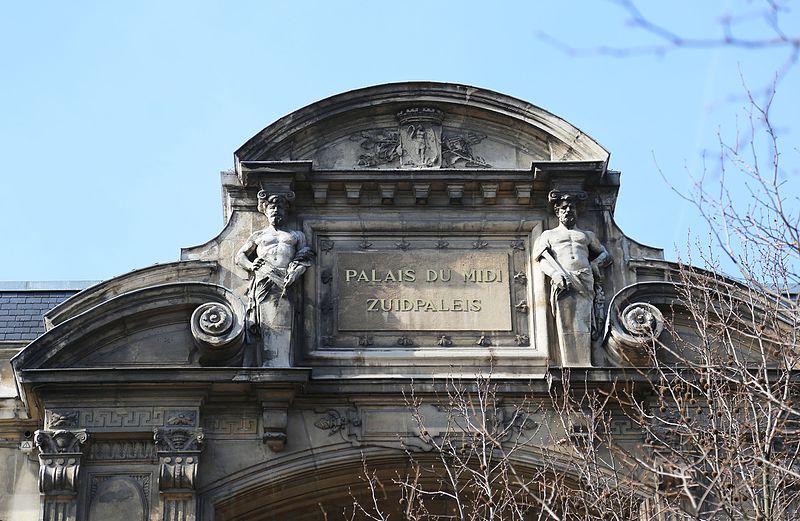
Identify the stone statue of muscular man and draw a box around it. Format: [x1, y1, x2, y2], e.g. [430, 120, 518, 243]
[235, 191, 314, 367]
[532, 191, 611, 366]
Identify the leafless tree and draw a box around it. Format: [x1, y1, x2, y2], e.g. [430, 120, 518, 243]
[347, 374, 558, 520]
[539, 0, 799, 100]
[348, 2, 799, 519]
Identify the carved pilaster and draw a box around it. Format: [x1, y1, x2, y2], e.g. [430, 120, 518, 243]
[35, 429, 88, 521]
[154, 426, 203, 521]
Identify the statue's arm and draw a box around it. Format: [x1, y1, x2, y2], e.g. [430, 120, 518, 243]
[532, 234, 567, 288]
[284, 232, 315, 287]
[235, 234, 259, 274]
[587, 232, 612, 272]
[536, 254, 560, 281]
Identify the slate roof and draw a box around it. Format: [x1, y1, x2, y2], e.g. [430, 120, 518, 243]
[0, 282, 98, 342]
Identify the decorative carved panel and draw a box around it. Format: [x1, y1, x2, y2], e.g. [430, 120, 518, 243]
[87, 474, 150, 521]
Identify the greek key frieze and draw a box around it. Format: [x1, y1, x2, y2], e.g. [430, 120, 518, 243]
[48, 408, 199, 431]
[202, 415, 258, 438]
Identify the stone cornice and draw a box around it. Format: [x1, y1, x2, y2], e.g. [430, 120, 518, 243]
[16, 367, 312, 385]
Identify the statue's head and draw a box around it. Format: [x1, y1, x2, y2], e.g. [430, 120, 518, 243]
[549, 191, 584, 228]
[257, 191, 292, 226]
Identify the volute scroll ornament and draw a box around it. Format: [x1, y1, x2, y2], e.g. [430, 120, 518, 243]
[190, 300, 246, 366]
[606, 302, 665, 366]
[620, 303, 664, 338]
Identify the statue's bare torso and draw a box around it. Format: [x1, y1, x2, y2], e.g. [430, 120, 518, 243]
[539, 226, 597, 272]
[248, 228, 301, 269]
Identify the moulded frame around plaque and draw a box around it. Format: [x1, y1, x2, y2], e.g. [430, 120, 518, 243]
[335, 251, 513, 332]
[297, 218, 547, 374]
[309, 231, 535, 350]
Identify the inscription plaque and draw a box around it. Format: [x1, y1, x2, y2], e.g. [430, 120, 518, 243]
[336, 251, 512, 331]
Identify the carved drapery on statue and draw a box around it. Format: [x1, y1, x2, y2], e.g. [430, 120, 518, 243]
[235, 190, 314, 367]
[533, 191, 611, 366]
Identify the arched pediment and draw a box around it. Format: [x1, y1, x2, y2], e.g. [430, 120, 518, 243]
[12, 282, 244, 371]
[235, 82, 609, 174]
[603, 262, 796, 367]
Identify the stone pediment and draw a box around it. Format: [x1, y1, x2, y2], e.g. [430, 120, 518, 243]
[12, 279, 244, 372]
[235, 82, 609, 176]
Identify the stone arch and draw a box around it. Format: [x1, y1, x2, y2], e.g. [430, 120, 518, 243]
[205, 446, 603, 521]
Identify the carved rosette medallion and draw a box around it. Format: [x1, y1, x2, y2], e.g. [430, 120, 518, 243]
[198, 303, 233, 335]
[396, 107, 443, 168]
[35, 429, 89, 495]
[621, 303, 664, 337]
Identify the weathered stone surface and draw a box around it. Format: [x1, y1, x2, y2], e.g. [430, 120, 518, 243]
[10, 82, 763, 521]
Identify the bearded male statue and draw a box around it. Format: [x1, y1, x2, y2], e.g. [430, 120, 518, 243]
[532, 191, 611, 366]
[235, 191, 314, 367]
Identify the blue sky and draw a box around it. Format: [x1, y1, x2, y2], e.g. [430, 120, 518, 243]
[1, 1, 797, 281]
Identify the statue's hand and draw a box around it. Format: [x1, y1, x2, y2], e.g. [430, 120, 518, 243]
[252, 258, 266, 272]
[591, 261, 603, 280]
[283, 269, 300, 288]
[556, 274, 572, 291]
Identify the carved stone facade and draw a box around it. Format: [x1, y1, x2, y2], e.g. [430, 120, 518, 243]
[0, 82, 754, 520]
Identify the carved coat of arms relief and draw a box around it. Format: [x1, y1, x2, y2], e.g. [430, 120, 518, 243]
[396, 107, 443, 168]
[352, 107, 491, 169]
